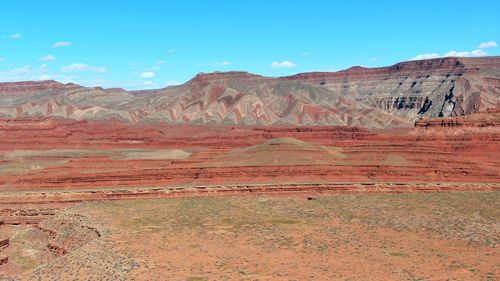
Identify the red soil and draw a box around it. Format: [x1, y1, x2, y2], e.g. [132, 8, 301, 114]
[0, 113, 500, 191]
[0, 109, 498, 204]
[0, 111, 498, 280]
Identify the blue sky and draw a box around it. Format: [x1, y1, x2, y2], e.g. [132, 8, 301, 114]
[1, 0, 499, 90]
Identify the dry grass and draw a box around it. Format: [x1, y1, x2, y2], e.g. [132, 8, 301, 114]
[0, 148, 191, 175]
[2, 148, 191, 161]
[82, 191, 498, 245]
[198, 137, 348, 167]
[5, 191, 499, 280]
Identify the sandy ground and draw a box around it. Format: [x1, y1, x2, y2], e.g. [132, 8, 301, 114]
[3, 192, 498, 280]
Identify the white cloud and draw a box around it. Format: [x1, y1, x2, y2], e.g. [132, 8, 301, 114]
[4, 65, 31, 75]
[210, 61, 231, 67]
[144, 81, 153, 85]
[151, 66, 161, 71]
[478, 41, 497, 49]
[270, 60, 296, 69]
[444, 49, 486, 57]
[300, 52, 310, 56]
[0, 57, 3, 61]
[52, 41, 72, 48]
[411, 45, 489, 61]
[168, 49, 177, 54]
[369, 57, 379, 61]
[40, 54, 55, 61]
[0, 64, 98, 85]
[471, 49, 487, 56]
[60, 63, 107, 72]
[140, 71, 155, 78]
[156, 60, 165, 64]
[0, 65, 74, 82]
[411, 53, 441, 60]
[166, 81, 180, 86]
[8, 33, 22, 39]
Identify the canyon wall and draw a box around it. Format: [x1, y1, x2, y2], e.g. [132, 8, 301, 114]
[284, 57, 500, 121]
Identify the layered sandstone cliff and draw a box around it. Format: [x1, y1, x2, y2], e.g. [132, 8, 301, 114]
[0, 57, 498, 128]
[284, 57, 500, 121]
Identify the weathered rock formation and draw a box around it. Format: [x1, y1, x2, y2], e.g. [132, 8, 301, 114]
[0, 237, 9, 266]
[0, 109, 498, 194]
[1, 57, 497, 128]
[284, 57, 500, 121]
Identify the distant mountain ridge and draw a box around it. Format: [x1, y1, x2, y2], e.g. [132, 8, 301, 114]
[0, 56, 498, 128]
[283, 56, 500, 121]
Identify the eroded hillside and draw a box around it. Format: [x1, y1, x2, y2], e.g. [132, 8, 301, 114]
[1, 57, 498, 128]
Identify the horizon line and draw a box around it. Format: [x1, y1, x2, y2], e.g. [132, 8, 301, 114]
[1, 55, 498, 91]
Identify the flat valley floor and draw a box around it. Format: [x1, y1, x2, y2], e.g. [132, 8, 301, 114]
[2, 192, 498, 280]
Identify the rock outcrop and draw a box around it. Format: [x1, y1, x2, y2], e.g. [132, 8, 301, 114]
[0, 109, 498, 193]
[284, 57, 500, 121]
[1, 57, 497, 128]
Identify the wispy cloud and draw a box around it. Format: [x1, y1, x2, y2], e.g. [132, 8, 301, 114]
[140, 71, 155, 78]
[52, 41, 72, 48]
[168, 49, 177, 54]
[60, 63, 107, 72]
[40, 54, 55, 61]
[369, 57, 379, 61]
[270, 60, 296, 69]
[1, 65, 31, 76]
[0, 65, 75, 82]
[126, 80, 180, 90]
[478, 41, 497, 49]
[212, 61, 231, 66]
[7, 33, 22, 39]
[411, 41, 496, 61]
[411, 53, 441, 60]
[156, 60, 165, 65]
[166, 81, 180, 86]
[300, 52, 310, 56]
[444, 49, 486, 57]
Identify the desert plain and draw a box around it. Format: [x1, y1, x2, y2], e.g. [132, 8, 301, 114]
[0, 56, 499, 280]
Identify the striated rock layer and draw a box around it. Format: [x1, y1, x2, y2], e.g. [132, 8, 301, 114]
[1, 57, 498, 128]
[284, 57, 500, 121]
[0, 109, 498, 197]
